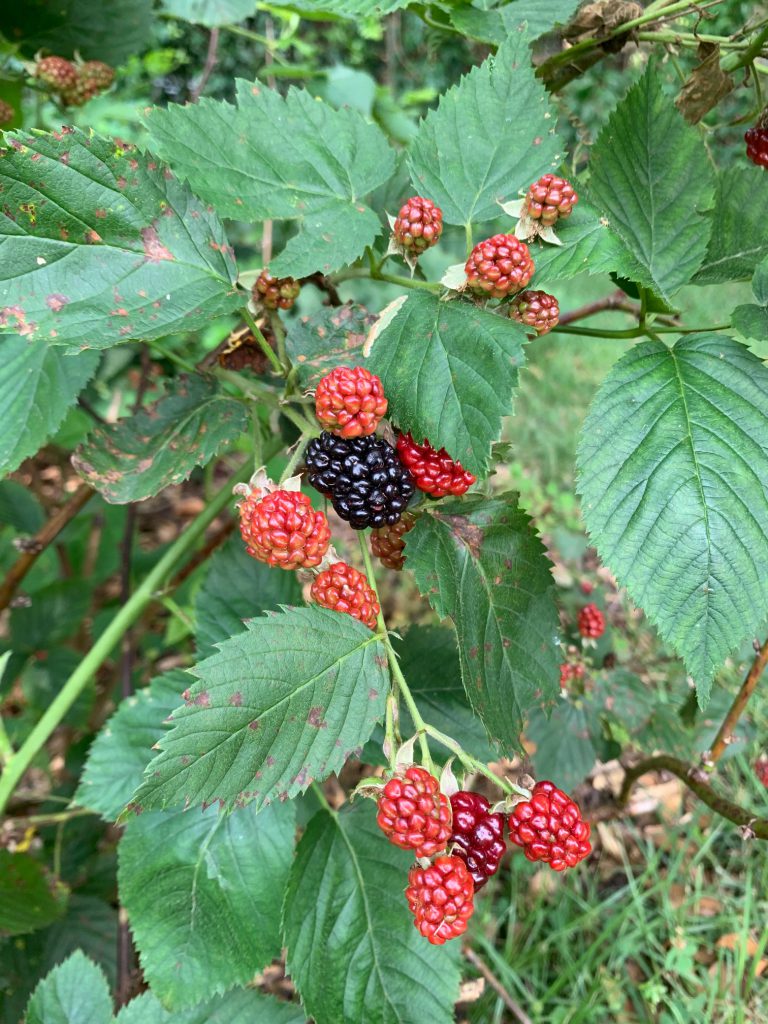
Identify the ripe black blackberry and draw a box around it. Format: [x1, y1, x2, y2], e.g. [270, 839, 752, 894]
[305, 432, 414, 530]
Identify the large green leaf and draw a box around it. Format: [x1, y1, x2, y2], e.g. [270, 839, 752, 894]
[25, 951, 112, 1024]
[577, 334, 768, 701]
[195, 534, 302, 657]
[452, 1, 582, 44]
[695, 168, 768, 284]
[142, 82, 395, 278]
[115, 990, 306, 1024]
[0, 130, 240, 350]
[0, 851, 67, 937]
[526, 701, 599, 792]
[588, 64, 715, 300]
[367, 291, 527, 477]
[119, 801, 294, 1008]
[72, 375, 247, 503]
[407, 34, 563, 226]
[0, 338, 98, 477]
[731, 257, 768, 342]
[283, 803, 459, 1024]
[75, 671, 186, 821]
[161, 0, 255, 27]
[0, 0, 154, 64]
[286, 304, 376, 389]
[404, 493, 560, 750]
[125, 606, 388, 813]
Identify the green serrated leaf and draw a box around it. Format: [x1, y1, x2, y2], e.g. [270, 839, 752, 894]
[577, 334, 768, 701]
[161, 0, 255, 27]
[407, 34, 563, 226]
[25, 951, 112, 1024]
[142, 82, 395, 278]
[283, 803, 460, 1024]
[119, 801, 294, 1009]
[0, 0, 154, 64]
[0, 130, 240, 350]
[731, 303, 768, 341]
[195, 534, 302, 657]
[451, 1, 582, 44]
[404, 493, 560, 750]
[0, 338, 98, 478]
[0, 851, 68, 937]
[72, 375, 247, 503]
[588, 64, 715, 300]
[127, 606, 388, 813]
[286, 304, 376, 389]
[695, 168, 768, 284]
[526, 700, 598, 791]
[75, 671, 187, 821]
[115, 989, 306, 1024]
[367, 291, 527, 477]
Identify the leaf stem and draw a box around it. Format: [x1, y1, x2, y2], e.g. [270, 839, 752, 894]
[0, 458, 262, 817]
[310, 779, 335, 814]
[242, 307, 284, 376]
[707, 636, 768, 765]
[552, 323, 730, 339]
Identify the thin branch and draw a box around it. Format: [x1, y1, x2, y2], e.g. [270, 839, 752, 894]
[707, 636, 768, 764]
[619, 754, 768, 838]
[190, 27, 220, 102]
[0, 484, 94, 612]
[463, 946, 534, 1024]
[558, 290, 638, 326]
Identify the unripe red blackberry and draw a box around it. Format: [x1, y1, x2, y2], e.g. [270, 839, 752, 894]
[523, 174, 578, 226]
[392, 196, 443, 255]
[509, 290, 560, 336]
[79, 60, 115, 90]
[746, 110, 768, 169]
[314, 365, 387, 439]
[578, 603, 605, 639]
[253, 269, 300, 311]
[395, 433, 476, 498]
[310, 561, 380, 631]
[406, 856, 475, 945]
[559, 662, 585, 689]
[449, 791, 506, 889]
[465, 234, 535, 299]
[0, 100, 14, 127]
[370, 513, 415, 571]
[238, 487, 330, 569]
[35, 56, 78, 91]
[376, 765, 452, 857]
[61, 78, 101, 107]
[508, 780, 591, 871]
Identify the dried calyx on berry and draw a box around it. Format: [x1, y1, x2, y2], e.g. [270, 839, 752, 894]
[237, 477, 330, 570]
[304, 432, 414, 530]
[406, 855, 475, 945]
[509, 290, 560, 336]
[391, 196, 443, 256]
[578, 603, 605, 639]
[310, 560, 380, 630]
[371, 513, 415, 571]
[253, 269, 301, 310]
[465, 234, 535, 299]
[449, 791, 506, 889]
[745, 108, 768, 169]
[314, 365, 387, 439]
[396, 433, 476, 498]
[508, 780, 591, 871]
[376, 764, 452, 856]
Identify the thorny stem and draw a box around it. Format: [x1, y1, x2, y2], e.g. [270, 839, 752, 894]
[0, 458, 261, 818]
[619, 754, 768, 839]
[242, 307, 284, 375]
[707, 636, 768, 765]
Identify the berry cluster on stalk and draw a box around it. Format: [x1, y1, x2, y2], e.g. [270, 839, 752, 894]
[33, 54, 115, 106]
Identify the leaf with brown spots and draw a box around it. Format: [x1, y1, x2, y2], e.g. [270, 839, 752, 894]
[404, 493, 560, 750]
[286, 303, 377, 389]
[0, 128, 240, 350]
[72, 374, 247, 503]
[124, 606, 388, 814]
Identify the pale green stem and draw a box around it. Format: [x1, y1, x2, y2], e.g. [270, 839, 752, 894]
[242, 307, 284, 376]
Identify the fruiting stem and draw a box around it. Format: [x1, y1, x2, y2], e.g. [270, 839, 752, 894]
[422, 724, 530, 799]
[242, 307, 284, 376]
[279, 432, 312, 485]
[357, 533, 434, 772]
[0, 457, 269, 817]
[707, 636, 768, 765]
[721, 22, 768, 72]
[371, 270, 442, 294]
[619, 754, 768, 839]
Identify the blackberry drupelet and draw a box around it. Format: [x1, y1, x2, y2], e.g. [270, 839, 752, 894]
[304, 432, 353, 495]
